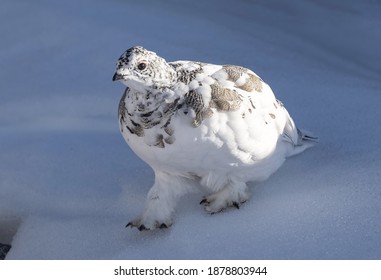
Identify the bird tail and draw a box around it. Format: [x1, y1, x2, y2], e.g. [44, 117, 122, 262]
[281, 108, 318, 157]
[297, 128, 318, 145]
[286, 128, 318, 157]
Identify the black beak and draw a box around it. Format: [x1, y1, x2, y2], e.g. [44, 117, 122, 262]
[112, 73, 123, 81]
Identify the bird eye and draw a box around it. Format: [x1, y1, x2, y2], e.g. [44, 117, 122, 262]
[137, 62, 147, 71]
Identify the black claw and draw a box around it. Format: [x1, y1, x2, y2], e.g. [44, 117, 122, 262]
[159, 223, 168, 229]
[200, 198, 208, 205]
[126, 222, 133, 228]
[233, 202, 240, 209]
[138, 224, 147, 231]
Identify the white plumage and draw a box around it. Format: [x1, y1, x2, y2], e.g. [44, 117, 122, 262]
[113, 46, 317, 230]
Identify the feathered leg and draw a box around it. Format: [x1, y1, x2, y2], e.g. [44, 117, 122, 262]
[127, 170, 192, 230]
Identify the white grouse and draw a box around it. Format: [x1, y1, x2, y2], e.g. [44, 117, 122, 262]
[113, 46, 316, 230]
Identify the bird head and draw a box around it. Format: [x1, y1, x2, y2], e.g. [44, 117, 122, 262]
[113, 46, 176, 91]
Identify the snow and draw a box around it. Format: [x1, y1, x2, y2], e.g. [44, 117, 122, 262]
[1, 0, 380, 259]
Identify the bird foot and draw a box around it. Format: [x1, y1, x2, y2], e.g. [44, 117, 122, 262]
[200, 186, 249, 214]
[126, 217, 172, 231]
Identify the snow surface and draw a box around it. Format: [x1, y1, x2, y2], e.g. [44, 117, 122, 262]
[0, 0, 380, 259]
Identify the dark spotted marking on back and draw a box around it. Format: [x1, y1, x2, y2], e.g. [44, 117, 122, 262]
[223, 65, 263, 92]
[185, 90, 204, 111]
[197, 109, 214, 126]
[223, 65, 244, 81]
[184, 82, 243, 127]
[176, 69, 202, 84]
[171, 62, 204, 84]
[249, 98, 256, 110]
[163, 97, 181, 117]
[241, 73, 263, 92]
[185, 90, 212, 127]
[209, 83, 242, 111]
[269, 113, 276, 119]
